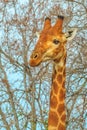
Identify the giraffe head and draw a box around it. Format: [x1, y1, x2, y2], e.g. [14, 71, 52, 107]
[29, 16, 77, 67]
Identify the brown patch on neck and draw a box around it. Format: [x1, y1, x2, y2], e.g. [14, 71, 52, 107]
[50, 94, 58, 108]
[59, 88, 65, 101]
[58, 123, 65, 130]
[61, 113, 66, 122]
[48, 111, 59, 127]
[57, 74, 62, 84]
[57, 103, 65, 115]
[52, 81, 59, 95]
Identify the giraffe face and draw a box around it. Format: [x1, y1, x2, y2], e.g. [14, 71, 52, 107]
[29, 16, 77, 67]
[29, 31, 66, 66]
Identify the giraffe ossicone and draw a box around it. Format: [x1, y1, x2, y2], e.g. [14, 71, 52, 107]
[29, 15, 77, 130]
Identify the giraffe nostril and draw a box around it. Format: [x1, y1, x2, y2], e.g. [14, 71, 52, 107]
[33, 54, 38, 59]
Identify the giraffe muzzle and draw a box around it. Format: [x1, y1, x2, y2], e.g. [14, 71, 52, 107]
[29, 52, 42, 67]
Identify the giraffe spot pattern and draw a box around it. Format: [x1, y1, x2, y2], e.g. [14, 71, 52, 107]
[50, 94, 58, 108]
[61, 113, 66, 122]
[52, 81, 59, 95]
[58, 123, 65, 130]
[62, 80, 65, 89]
[59, 88, 65, 101]
[48, 111, 59, 127]
[57, 103, 65, 115]
[57, 74, 62, 84]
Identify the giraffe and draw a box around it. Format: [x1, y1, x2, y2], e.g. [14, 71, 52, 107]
[29, 16, 77, 130]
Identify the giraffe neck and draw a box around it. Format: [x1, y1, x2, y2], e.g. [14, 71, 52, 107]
[48, 57, 66, 130]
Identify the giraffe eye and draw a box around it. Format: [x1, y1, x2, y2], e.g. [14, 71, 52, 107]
[53, 39, 59, 44]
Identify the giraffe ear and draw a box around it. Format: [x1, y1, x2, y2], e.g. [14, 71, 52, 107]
[36, 32, 40, 38]
[65, 28, 77, 41]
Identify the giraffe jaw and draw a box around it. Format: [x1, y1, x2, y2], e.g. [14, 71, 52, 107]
[29, 54, 52, 67]
[29, 57, 51, 67]
[29, 51, 62, 67]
